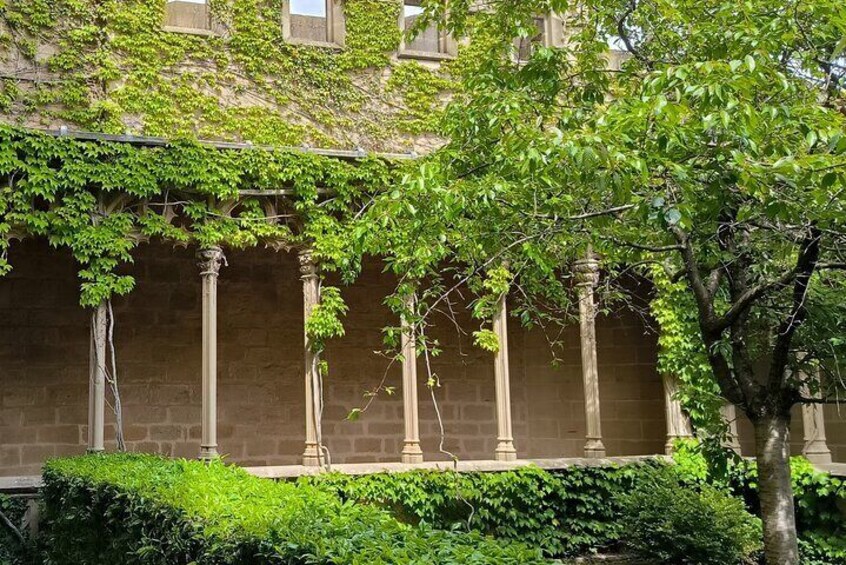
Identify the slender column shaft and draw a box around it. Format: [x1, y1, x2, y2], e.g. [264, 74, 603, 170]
[721, 403, 742, 453]
[300, 249, 322, 467]
[400, 295, 423, 463]
[493, 293, 517, 461]
[662, 374, 693, 454]
[575, 253, 606, 458]
[197, 246, 225, 460]
[87, 301, 107, 452]
[802, 368, 832, 464]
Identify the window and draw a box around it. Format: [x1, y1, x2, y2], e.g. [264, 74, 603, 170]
[163, 0, 213, 35]
[284, 0, 345, 47]
[400, 1, 456, 60]
[515, 16, 549, 61]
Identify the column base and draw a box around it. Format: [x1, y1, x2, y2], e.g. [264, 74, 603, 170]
[401, 442, 424, 464]
[86, 448, 105, 454]
[664, 434, 693, 455]
[495, 440, 517, 462]
[199, 446, 218, 461]
[584, 439, 606, 459]
[302, 444, 323, 467]
[803, 442, 832, 465]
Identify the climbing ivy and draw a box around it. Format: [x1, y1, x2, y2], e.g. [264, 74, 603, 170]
[0, 126, 396, 306]
[0, 0, 467, 151]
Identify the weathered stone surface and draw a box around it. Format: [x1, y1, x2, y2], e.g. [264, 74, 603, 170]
[1, 239, 684, 476]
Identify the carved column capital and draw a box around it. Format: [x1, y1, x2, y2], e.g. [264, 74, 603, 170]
[298, 247, 318, 280]
[196, 246, 226, 278]
[574, 254, 600, 288]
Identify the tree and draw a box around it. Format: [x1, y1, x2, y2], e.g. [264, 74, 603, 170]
[366, 1, 846, 562]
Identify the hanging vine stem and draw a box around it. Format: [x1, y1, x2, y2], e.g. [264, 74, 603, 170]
[91, 300, 126, 451]
[106, 300, 126, 451]
[419, 323, 476, 531]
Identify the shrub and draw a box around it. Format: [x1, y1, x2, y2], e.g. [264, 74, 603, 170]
[303, 460, 666, 557]
[0, 494, 35, 565]
[673, 441, 846, 563]
[40, 454, 545, 565]
[621, 467, 762, 564]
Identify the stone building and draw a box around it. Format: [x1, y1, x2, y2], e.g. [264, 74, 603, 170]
[0, 0, 843, 479]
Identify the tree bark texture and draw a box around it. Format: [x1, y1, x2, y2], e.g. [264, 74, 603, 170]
[754, 415, 799, 565]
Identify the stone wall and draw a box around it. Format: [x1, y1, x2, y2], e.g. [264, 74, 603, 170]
[4, 239, 674, 476]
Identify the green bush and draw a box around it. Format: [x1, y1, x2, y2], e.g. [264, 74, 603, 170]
[0, 494, 34, 565]
[672, 440, 846, 563]
[302, 460, 666, 557]
[621, 467, 762, 564]
[40, 454, 546, 565]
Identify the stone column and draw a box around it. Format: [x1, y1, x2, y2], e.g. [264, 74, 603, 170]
[197, 246, 225, 461]
[575, 253, 606, 458]
[400, 295, 423, 463]
[87, 301, 107, 453]
[721, 403, 742, 453]
[802, 368, 832, 465]
[662, 374, 693, 454]
[300, 248, 322, 467]
[493, 292, 517, 461]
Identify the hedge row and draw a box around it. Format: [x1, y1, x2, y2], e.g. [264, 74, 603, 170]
[300, 462, 661, 557]
[40, 454, 546, 565]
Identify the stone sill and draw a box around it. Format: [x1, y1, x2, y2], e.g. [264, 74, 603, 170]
[0, 456, 664, 493]
[397, 49, 455, 62]
[162, 25, 216, 37]
[245, 455, 667, 479]
[286, 38, 344, 51]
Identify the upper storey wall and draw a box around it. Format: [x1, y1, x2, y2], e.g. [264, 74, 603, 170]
[0, 0, 469, 153]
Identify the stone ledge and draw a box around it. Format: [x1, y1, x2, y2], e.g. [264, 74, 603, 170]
[0, 456, 667, 493]
[0, 475, 42, 494]
[245, 455, 667, 479]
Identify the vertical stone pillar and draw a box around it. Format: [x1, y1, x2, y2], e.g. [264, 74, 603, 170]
[87, 301, 107, 453]
[662, 374, 693, 454]
[197, 246, 225, 461]
[400, 295, 423, 463]
[802, 368, 832, 465]
[721, 403, 742, 453]
[299, 248, 322, 467]
[493, 292, 517, 461]
[575, 253, 606, 458]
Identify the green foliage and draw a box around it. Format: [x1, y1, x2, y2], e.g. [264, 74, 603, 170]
[621, 466, 762, 564]
[40, 453, 545, 564]
[673, 442, 846, 563]
[0, 0, 458, 151]
[0, 126, 393, 305]
[302, 461, 666, 558]
[0, 494, 35, 565]
[306, 285, 349, 355]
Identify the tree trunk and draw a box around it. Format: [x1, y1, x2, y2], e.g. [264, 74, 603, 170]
[753, 414, 799, 565]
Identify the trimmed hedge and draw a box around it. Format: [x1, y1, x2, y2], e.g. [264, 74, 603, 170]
[40, 454, 546, 565]
[301, 461, 666, 558]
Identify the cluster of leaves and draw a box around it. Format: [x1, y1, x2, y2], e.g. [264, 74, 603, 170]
[302, 461, 665, 558]
[0, 126, 394, 306]
[0, 0, 460, 149]
[620, 465, 762, 564]
[40, 453, 546, 564]
[673, 439, 846, 563]
[0, 494, 36, 565]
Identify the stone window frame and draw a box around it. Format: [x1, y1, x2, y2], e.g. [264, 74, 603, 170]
[162, 0, 217, 37]
[398, 0, 458, 62]
[282, 0, 346, 50]
[514, 12, 565, 62]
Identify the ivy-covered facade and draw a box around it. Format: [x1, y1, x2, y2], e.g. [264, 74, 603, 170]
[0, 1, 842, 477]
